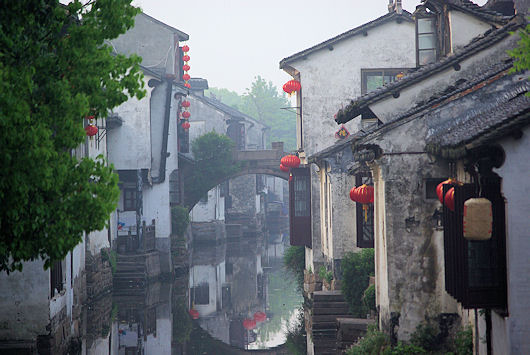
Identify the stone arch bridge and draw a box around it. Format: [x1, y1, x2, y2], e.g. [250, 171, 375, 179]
[182, 142, 290, 208]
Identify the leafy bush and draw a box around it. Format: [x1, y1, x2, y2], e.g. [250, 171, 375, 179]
[318, 265, 333, 284]
[452, 326, 473, 355]
[410, 322, 440, 352]
[342, 249, 375, 317]
[284, 246, 305, 290]
[347, 325, 427, 355]
[171, 205, 190, 237]
[362, 284, 376, 313]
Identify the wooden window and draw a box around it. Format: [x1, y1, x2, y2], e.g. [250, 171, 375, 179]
[192, 283, 210, 305]
[123, 188, 136, 211]
[169, 169, 180, 205]
[361, 69, 407, 94]
[289, 167, 312, 247]
[417, 17, 438, 65]
[356, 172, 374, 248]
[50, 260, 63, 297]
[443, 179, 507, 309]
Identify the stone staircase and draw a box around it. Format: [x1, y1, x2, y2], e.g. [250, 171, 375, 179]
[113, 254, 147, 294]
[311, 290, 355, 355]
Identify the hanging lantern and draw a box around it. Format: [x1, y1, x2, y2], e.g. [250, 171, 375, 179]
[282, 80, 301, 96]
[181, 121, 190, 130]
[279, 164, 289, 172]
[349, 186, 358, 202]
[189, 309, 199, 320]
[463, 198, 492, 240]
[280, 154, 300, 168]
[243, 318, 256, 330]
[183, 54, 190, 62]
[182, 111, 191, 119]
[183, 64, 191, 72]
[444, 187, 455, 211]
[182, 45, 190, 53]
[85, 124, 98, 137]
[184, 83, 191, 88]
[182, 73, 191, 81]
[436, 178, 455, 204]
[181, 100, 190, 108]
[253, 311, 267, 323]
[355, 184, 374, 221]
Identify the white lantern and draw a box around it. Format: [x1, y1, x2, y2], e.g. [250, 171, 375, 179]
[463, 198, 492, 240]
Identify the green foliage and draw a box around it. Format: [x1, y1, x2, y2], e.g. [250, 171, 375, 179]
[342, 249, 375, 317]
[101, 248, 117, 274]
[206, 76, 297, 151]
[284, 245, 305, 290]
[285, 309, 307, 355]
[185, 132, 240, 207]
[347, 325, 427, 355]
[452, 326, 473, 355]
[410, 322, 440, 352]
[318, 265, 333, 284]
[509, 23, 530, 96]
[171, 205, 190, 236]
[172, 297, 192, 345]
[362, 284, 376, 313]
[0, 0, 145, 272]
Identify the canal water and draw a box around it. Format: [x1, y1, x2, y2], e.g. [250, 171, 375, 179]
[83, 232, 302, 354]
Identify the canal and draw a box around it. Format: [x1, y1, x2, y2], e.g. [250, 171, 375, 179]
[83, 232, 303, 354]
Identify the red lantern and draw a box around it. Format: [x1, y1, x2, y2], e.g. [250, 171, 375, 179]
[182, 111, 191, 119]
[282, 80, 301, 95]
[280, 164, 289, 172]
[182, 73, 191, 81]
[183, 64, 190, 72]
[181, 121, 190, 130]
[181, 100, 190, 108]
[189, 309, 199, 320]
[183, 55, 190, 62]
[253, 311, 266, 323]
[436, 178, 455, 204]
[243, 318, 256, 330]
[280, 155, 300, 168]
[184, 82, 191, 88]
[182, 45, 190, 52]
[354, 184, 374, 221]
[85, 124, 98, 137]
[444, 187, 455, 211]
[349, 187, 358, 202]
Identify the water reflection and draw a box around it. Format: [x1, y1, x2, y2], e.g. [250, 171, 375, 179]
[84, 231, 301, 354]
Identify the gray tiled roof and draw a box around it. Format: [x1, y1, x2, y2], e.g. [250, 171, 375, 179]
[308, 131, 366, 162]
[334, 17, 524, 124]
[280, 11, 413, 69]
[440, 0, 513, 24]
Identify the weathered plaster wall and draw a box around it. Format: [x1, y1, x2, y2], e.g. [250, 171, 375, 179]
[144, 303, 172, 355]
[494, 125, 530, 354]
[190, 186, 225, 222]
[448, 10, 493, 52]
[366, 117, 453, 338]
[110, 13, 179, 77]
[108, 75, 154, 170]
[288, 20, 416, 157]
[228, 175, 257, 217]
[187, 96, 228, 148]
[0, 261, 50, 340]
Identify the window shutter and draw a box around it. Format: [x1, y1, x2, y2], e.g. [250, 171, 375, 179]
[289, 167, 312, 247]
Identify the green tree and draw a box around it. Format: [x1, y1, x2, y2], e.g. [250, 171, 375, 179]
[207, 76, 297, 152]
[342, 249, 375, 317]
[0, 0, 145, 272]
[185, 132, 240, 207]
[509, 23, 530, 74]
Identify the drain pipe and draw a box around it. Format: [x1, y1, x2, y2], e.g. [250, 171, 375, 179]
[151, 79, 173, 184]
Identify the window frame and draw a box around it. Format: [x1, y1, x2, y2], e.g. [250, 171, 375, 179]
[416, 15, 438, 66]
[361, 68, 409, 95]
[289, 167, 312, 247]
[123, 188, 137, 211]
[355, 172, 374, 248]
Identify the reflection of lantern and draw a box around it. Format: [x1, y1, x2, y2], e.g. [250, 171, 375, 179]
[444, 187, 455, 211]
[189, 309, 199, 320]
[436, 178, 455, 204]
[181, 100, 190, 108]
[463, 198, 492, 240]
[280, 155, 300, 168]
[253, 311, 266, 323]
[182, 111, 191, 119]
[243, 318, 256, 330]
[181, 121, 190, 130]
[85, 124, 98, 137]
[280, 164, 289, 172]
[282, 80, 301, 95]
[184, 83, 191, 88]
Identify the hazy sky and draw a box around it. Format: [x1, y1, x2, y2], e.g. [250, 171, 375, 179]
[132, 0, 487, 94]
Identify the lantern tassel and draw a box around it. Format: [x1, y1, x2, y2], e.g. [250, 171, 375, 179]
[363, 204, 368, 222]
